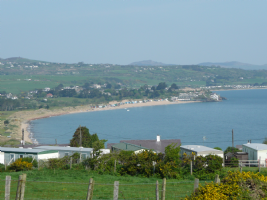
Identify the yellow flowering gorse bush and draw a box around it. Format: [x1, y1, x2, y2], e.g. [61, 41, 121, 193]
[185, 171, 267, 200]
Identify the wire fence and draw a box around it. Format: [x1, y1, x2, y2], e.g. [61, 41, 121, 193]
[0, 177, 209, 200]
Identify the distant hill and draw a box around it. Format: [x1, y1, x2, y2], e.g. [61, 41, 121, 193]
[129, 60, 171, 66]
[0, 57, 43, 63]
[199, 61, 267, 70]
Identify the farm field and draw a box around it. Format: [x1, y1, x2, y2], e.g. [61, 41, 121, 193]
[0, 169, 206, 199]
[1, 167, 267, 199]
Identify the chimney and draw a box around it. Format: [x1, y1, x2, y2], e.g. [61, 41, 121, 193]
[157, 135, 160, 142]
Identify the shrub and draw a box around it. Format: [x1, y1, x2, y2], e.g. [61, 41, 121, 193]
[21, 157, 38, 168]
[9, 158, 33, 171]
[185, 171, 267, 199]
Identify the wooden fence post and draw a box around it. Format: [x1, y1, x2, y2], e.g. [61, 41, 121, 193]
[5, 176, 11, 200]
[194, 178, 199, 192]
[190, 161, 193, 175]
[90, 180, 95, 200]
[156, 180, 159, 200]
[161, 178, 166, 200]
[86, 178, 94, 200]
[15, 175, 23, 200]
[113, 181, 119, 200]
[5, 160, 7, 171]
[240, 162, 242, 173]
[214, 174, 220, 184]
[20, 174, 27, 200]
[70, 157, 72, 169]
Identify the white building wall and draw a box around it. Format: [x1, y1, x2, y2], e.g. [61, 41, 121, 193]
[0, 152, 4, 164]
[198, 153, 224, 158]
[38, 152, 59, 160]
[257, 150, 267, 160]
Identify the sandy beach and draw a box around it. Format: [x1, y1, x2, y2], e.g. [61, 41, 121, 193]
[7, 100, 199, 144]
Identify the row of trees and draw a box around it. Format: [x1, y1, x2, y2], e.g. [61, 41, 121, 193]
[35, 82, 180, 100]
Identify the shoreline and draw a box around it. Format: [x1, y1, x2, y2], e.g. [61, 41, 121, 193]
[210, 87, 267, 92]
[16, 100, 200, 144]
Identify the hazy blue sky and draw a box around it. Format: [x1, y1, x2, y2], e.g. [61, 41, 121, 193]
[1, 0, 266, 65]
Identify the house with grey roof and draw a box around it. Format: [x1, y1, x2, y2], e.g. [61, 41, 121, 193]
[108, 135, 181, 154]
[0, 147, 58, 165]
[180, 145, 224, 158]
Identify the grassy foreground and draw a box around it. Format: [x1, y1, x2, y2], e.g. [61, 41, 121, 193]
[0, 169, 206, 199]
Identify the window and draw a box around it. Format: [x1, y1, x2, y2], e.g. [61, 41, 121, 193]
[64, 152, 69, 157]
[81, 154, 87, 160]
[19, 155, 24, 158]
[10, 154, 15, 161]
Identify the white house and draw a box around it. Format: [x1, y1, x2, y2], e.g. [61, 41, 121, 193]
[210, 93, 219, 101]
[0, 147, 59, 165]
[180, 145, 224, 158]
[242, 143, 267, 161]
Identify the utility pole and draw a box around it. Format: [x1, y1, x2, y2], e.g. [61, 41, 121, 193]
[80, 125, 82, 147]
[232, 129, 234, 153]
[21, 129, 25, 147]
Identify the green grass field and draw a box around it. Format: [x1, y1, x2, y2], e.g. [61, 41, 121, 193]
[1, 166, 267, 199]
[0, 169, 206, 199]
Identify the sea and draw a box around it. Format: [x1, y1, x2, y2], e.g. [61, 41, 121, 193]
[29, 89, 267, 151]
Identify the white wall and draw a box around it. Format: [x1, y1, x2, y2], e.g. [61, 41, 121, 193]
[197, 153, 224, 158]
[38, 152, 59, 160]
[0, 152, 4, 164]
[257, 150, 267, 160]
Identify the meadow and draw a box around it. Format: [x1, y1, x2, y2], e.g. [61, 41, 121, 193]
[1, 167, 267, 199]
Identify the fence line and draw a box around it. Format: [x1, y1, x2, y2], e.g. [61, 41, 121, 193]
[0, 175, 211, 200]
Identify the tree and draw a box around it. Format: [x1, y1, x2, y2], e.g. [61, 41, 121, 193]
[92, 139, 108, 157]
[263, 138, 267, 144]
[170, 83, 179, 89]
[224, 146, 241, 154]
[106, 83, 112, 89]
[70, 126, 100, 147]
[214, 147, 222, 150]
[156, 82, 167, 90]
[4, 120, 9, 126]
[164, 143, 181, 164]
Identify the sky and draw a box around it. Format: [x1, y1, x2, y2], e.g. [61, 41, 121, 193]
[1, 0, 267, 65]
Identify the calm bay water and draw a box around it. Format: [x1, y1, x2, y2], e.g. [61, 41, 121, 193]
[30, 89, 267, 150]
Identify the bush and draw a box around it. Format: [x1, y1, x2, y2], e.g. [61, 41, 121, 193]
[21, 157, 38, 168]
[186, 171, 267, 199]
[8, 158, 33, 171]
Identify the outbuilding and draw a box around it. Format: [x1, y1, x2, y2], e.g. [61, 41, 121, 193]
[0, 147, 58, 165]
[180, 145, 224, 158]
[242, 143, 267, 161]
[34, 146, 93, 160]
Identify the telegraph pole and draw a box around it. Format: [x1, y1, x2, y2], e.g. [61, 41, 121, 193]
[80, 125, 82, 147]
[22, 129, 25, 147]
[232, 129, 234, 153]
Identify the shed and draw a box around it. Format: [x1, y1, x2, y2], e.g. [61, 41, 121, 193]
[180, 145, 224, 158]
[0, 147, 58, 165]
[34, 146, 93, 160]
[242, 143, 267, 160]
[234, 152, 248, 160]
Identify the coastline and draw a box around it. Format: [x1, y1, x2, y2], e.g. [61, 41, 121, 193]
[210, 87, 267, 92]
[13, 100, 200, 144]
